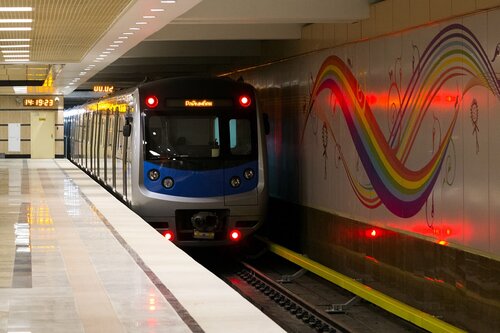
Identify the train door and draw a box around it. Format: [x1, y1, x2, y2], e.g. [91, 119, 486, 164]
[81, 112, 88, 168]
[102, 111, 109, 184]
[115, 112, 124, 198]
[89, 112, 95, 171]
[107, 111, 117, 189]
[124, 107, 133, 202]
[97, 112, 106, 180]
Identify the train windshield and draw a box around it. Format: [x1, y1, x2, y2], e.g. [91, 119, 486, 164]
[144, 114, 253, 160]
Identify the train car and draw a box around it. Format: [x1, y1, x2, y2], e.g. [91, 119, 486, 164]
[65, 76, 268, 246]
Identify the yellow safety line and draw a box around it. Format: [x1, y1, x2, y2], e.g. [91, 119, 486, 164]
[258, 237, 466, 333]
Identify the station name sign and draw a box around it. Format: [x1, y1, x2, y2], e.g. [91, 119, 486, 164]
[23, 98, 56, 107]
[184, 99, 213, 107]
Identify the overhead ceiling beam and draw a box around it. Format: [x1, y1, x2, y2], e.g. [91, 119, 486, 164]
[174, 0, 370, 24]
[148, 24, 302, 41]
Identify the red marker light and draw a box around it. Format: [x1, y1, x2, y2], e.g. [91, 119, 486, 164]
[163, 230, 174, 241]
[229, 229, 241, 241]
[239, 95, 251, 107]
[365, 228, 381, 238]
[145, 95, 159, 108]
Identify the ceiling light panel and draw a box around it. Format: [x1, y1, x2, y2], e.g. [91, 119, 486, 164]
[30, 0, 133, 62]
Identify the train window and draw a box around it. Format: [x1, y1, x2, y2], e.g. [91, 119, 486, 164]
[145, 115, 220, 159]
[229, 118, 252, 156]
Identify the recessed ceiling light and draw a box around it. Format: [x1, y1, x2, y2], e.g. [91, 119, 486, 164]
[161, 0, 176, 3]
[13, 87, 28, 94]
[109, 44, 119, 47]
[136, 22, 147, 25]
[5, 59, 29, 62]
[0, 7, 32, 12]
[0, 45, 29, 48]
[0, 19, 32, 23]
[0, 27, 31, 31]
[143, 16, 155, 19]
[106, 48, 115, 51]
[150, 8, 164, 12]
[2, 49, 29, 52]
[118, 37, 128, 39]
[113, 41, 124, 44]
[0, 38, 30, 42]
[129, 27, 140, 30]
[123, 32, 133, 35]
[102, 51, 111, 54]
[4, 54, 29, 57]
[96, 57, 104, 60]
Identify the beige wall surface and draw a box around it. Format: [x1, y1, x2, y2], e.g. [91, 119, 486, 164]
[0, 95, 63, 158]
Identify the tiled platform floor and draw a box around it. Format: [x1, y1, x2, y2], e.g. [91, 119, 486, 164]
[0, 159, 284, 333]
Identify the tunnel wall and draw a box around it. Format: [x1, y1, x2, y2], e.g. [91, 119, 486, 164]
[236, 4, 500, 332]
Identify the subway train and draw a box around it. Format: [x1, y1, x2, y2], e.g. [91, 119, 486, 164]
[65, 76, 269, 246]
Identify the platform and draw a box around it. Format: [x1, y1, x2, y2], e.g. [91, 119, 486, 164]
[0, 159, 284, 333]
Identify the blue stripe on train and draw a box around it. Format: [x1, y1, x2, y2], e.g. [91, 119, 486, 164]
[143, 160, 258, 197]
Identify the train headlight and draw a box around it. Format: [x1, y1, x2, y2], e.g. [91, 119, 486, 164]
[148, 169, 160, 181]
[243, 168, 254, 180]
[162, 177, 174, 189]
[230, 176, 241, 188]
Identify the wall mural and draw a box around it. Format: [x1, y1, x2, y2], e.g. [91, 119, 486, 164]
[302, 23, 500, 218]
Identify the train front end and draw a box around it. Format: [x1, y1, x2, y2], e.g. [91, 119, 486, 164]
[132, 77, 267, 246]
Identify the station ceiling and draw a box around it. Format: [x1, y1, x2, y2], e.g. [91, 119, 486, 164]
[0, 0, 371, 102]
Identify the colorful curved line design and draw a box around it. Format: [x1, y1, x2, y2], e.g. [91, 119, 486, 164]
[303, 24, 500, 218]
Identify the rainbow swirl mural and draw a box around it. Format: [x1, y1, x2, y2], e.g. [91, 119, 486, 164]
[304, 24, 500, 218]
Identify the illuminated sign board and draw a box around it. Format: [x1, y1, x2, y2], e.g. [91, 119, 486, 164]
[93, 85, 114, 93]
[23, 98, 56, 107]
[184, 99, 213, 107]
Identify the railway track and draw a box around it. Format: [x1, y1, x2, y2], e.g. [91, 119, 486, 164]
[186, 243, 428, 333]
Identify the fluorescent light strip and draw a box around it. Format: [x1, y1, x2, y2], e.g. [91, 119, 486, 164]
[4, 54, 29, 58]
[161, 0, 176, 3]
[0, 39, 30, 42]
[0, 19, 32, 23]
[13, 87, 27, 93]
[0, 45, 29, 48]
[123, 32, 133, 35]
[5, 59, 29, 62]
[150, 8, 164, 12]
[143, 15, 155, 19]
[0, 27, 31, 31]
[0, 7, 32, 12]
[136, 22, 147, 25]
[2, 49, 29, 52]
